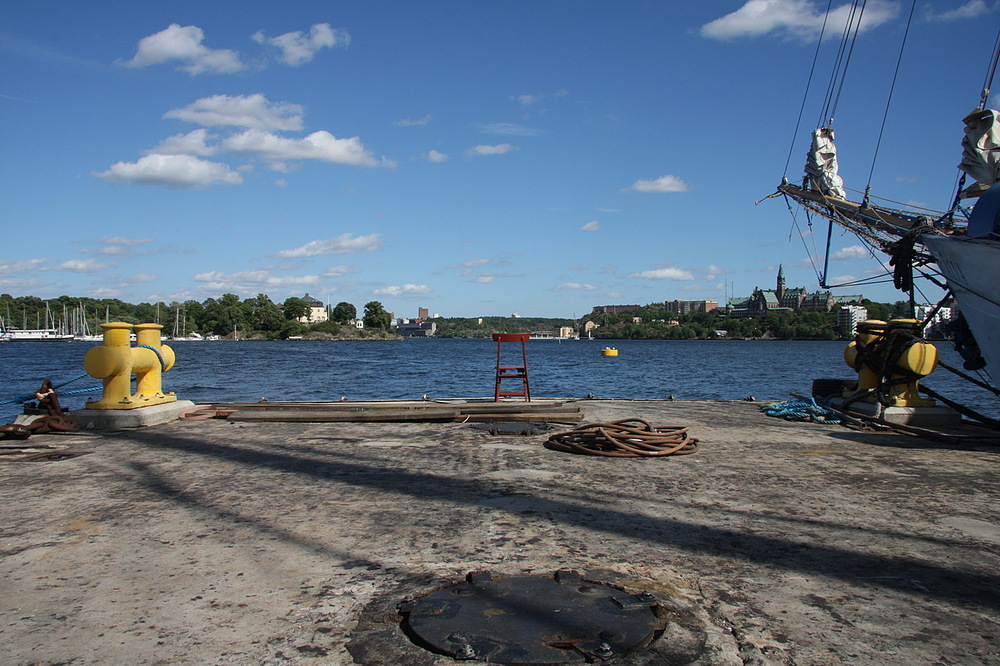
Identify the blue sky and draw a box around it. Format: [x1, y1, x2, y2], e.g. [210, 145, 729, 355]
[2, 1, 997, 318]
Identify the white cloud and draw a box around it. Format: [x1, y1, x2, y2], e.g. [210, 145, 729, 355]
[121, 24, 244, 74]
[252, 23, 349, 66]
[627, 267, 696, 280]
[88, 236, 157, 257]
[832, 244, 870, 260]
[426, 150, 448, 162]
[701, 0, 899, 41]
[580, 221, 600, 231]
[927, 0, 994, 21]
[553, 282, 597, 291]
[57, 258, 112, 273]
[624, 175, 689, 193]
[395, 115, 431, 127]
[131, 273, 158, 283]
[323, 265, 357, 278]
[468, 143, 515, 156]
[97, 96, 390, 189]
[273, 233, 383, 258]
[222, 129, 383, 167]
[455, 258, 492, 268]
[515, 94, 536, 105]
[449, 257, 512, 279]
[192, 270, 320, 291]
[146, 128, 217, 156]
[102, 236, 154, 246]
[373, 283, 432, 296]
[87, 287, 123, 299]
[164, 94, 304, 131]
[0, 258, 47, 274]
[482, 123, 541, 136]
[93, 154, 243, 189]
[703, 264, 730, 280]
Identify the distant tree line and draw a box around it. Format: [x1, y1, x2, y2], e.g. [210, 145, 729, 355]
[0, 293, 399, 341]
[0, 293, 911, 341]
[429, 316, 576, 338]
[581, 300, 911, 341]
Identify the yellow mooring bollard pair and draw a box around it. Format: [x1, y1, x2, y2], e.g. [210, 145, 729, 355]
[844, 318, 938, 408]
[83, 322, 177, 410]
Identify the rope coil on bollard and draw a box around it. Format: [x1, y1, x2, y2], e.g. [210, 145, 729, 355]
[134, 344, 166, 371]
[546, 418, 699, 457]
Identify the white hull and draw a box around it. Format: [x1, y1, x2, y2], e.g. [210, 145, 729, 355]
[921, 234, 1000, 385]
[2, 329, 75, 342]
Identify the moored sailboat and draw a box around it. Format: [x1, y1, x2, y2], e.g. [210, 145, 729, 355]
[770, 8, 1000, 393]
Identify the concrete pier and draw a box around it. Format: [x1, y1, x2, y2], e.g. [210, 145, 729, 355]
[1, 399, 998, 664]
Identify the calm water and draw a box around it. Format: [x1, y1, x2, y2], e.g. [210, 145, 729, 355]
[1, 338, 998, 422]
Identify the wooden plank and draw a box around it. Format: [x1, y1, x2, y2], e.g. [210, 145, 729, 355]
[225, 406, 582, 424]
[227, 408, 462, 423]
[212, 400, 574, 414]
[462, 413, 583, 423]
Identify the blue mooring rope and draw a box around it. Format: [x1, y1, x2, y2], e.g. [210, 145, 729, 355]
[135, 345, 166, 371]
[0, 372, 101, 406]
[761, 397, 843, 424]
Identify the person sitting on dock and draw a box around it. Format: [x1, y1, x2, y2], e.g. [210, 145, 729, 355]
[35, 379, 63, 416]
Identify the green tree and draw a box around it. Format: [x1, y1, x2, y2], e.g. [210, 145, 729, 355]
[282, 297, 309, 321]
[280, 319, 308, 339]
[245, 294, 284, 332]
[331, 301, 357, 324]
[363, 301, 391, 330]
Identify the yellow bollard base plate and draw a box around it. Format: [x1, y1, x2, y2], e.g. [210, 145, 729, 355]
[85, 394, 179, 411]
[73, 400, 195, 430]
[831, 398, 962, 427]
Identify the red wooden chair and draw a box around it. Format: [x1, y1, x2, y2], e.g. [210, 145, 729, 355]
[492, 333, 531, 401]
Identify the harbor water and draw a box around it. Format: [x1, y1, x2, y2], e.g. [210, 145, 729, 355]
[1, 338, 998, 423]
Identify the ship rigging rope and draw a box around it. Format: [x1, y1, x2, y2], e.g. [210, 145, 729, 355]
[782, 0, 835, 176]
[865, 0, 917, 191]
[820, 0, 866, 127]
[978, 24, 1000, 109]
[546, 419, 698, 458]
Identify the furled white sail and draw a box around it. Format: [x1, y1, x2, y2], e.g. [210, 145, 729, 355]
[959, 108, 1000, 196]
[804, 127, 846, 199]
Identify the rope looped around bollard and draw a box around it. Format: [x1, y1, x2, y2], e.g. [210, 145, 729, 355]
[546, 418, 699, 457]
[134, 345, 166, 372]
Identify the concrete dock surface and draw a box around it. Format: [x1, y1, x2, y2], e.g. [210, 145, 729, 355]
[1, 399, 999, 665]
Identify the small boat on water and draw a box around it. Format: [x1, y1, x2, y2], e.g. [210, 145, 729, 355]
[2, 328, 75, 342]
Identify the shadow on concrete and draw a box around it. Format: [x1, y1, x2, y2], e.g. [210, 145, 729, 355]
[124, 427, 1000, 611]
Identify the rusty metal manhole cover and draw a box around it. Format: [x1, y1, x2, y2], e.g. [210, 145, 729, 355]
[398, 570, 662, 663]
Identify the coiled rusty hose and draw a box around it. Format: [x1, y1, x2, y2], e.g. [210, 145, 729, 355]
[546, 418, 698, 457]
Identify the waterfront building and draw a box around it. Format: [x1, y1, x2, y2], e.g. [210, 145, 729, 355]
[665, 300, 718, 315]
[397, 321, 437, 337]
[731, 266, 862, 318]
[297, 293, 328, 324]
[838, 305, 868, 337]
[592, 305, 642, 315]
[914, 304, 955, 339]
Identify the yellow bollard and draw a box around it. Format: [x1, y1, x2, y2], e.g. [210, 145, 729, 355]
[844, 318, 937, 407]
[84, 322, 178, 410]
